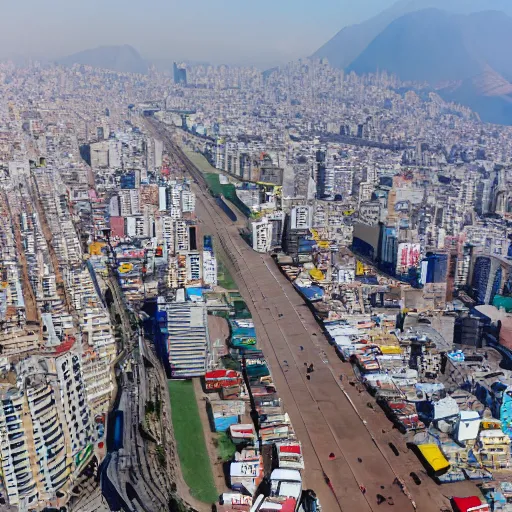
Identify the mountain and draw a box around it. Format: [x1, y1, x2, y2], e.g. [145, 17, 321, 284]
[313, 0, 512, 69]
[58, 45, 149, 74]
[346, 10, 512, 84]
[349, 10, 469, 82]
[344, 9, 512, 124]
[442, 68, 512, 125]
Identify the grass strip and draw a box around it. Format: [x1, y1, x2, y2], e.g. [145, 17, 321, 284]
[168, 380, 218, 503]
[217, 258, 237, 290]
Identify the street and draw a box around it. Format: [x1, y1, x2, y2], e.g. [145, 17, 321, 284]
[149, 118, 478, 512]
[100, 274, 177, 512]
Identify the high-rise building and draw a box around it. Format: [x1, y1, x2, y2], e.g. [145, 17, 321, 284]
[0, 353, 98, 509]
[175, 220, 189, 252]
[181, 190, 196, 212]
[420, 253, 449, 284]
[89, 141, 109, 168]
[163, 300, 209, 378]
[203, 250, 217, 287]
[154, 139, 163, 168]
[252, 218, 273, 253]
[472, 256, 491, 305]
[268, 211, 285, 249]
[173, 62, 187, 85]
[290, 206, 312, 230]
[108, 140, 122, 168]
[185, 251, 202, 282]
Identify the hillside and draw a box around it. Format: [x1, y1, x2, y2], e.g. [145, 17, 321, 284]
[313, 0, 512, 69]
[347, 9, 481, 83]
[343, 9, 512, 124]
[58, 45, 149, 74]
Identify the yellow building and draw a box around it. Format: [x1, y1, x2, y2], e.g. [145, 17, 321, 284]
[474, 428, 511, 470]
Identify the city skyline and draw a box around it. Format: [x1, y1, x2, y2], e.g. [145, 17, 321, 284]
[1, 3, 512, 511]
[1, 0, 396, 66]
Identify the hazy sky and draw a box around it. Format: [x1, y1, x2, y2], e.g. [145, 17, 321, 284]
[3, 0, 397, 65]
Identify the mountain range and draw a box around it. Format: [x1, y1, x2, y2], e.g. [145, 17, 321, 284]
[57, 45, 149, 75]
[55, 3, 512, 125]
[313, 0, 512, 69]
[314, 0, 512, 124]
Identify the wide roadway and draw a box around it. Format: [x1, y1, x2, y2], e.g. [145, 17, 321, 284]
[161, 131, 478, 512]
[191, 185, 418, 512]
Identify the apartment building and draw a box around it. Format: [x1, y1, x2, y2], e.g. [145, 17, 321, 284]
[119, 189, 141, 216]
[185, 251, 202, 283]
[0, 348, 103, 510]
[54, 352, 95, 460]
[203, 250, 217, 286]
[26, 377, 71, 498]
[175, 220, 189, 252]
[167, 257, 179, 290]
[252, 218, 273, 253]
[0, 385, 39, 508]
[162, 216, 174, 253]
[181, 190, 196, 213]
[65, 267, 116, 412]
[290, 205, 312, 230]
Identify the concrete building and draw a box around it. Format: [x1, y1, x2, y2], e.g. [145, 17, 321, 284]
[290, 205, 312, 230]
[252, 218, 273, 253]
[203, 250, 218, 286]
[163, 300, 209, 378]
[185, 251, 202, 283]
[181, 190, 196, 213]
[90, 141, 110, 168]
[175, 220, 189, 252]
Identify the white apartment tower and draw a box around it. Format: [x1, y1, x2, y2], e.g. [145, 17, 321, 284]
[252, 218, 273, 253]
[175, 221, 189, 252]
[163, 217, 175, 254]
[181, 190, 196, 213]
[203, 251, 217, 286]
[290, 205, 312, 230]
[186, 251, 202, 283]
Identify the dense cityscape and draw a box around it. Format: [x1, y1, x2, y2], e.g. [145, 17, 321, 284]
[0, 34, 511, 512]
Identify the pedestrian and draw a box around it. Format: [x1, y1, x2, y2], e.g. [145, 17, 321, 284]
[359, 485, 366, 495]
[300, 346, 304, 351]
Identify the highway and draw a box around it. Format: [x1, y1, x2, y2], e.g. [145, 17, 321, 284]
[101, 272, 177, 512]
[147, 118, 478, 512]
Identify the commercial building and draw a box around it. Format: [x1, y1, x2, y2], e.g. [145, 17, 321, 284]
[173, 62, 187, 85]
[162, 299, 210, 378]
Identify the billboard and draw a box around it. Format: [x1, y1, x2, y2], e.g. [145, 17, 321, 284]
[397, 243, 421, 273]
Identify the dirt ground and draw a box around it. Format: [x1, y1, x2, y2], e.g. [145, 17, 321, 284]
[208, 315, 231, 362]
